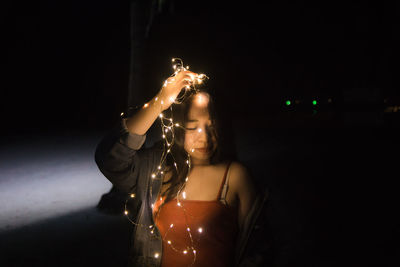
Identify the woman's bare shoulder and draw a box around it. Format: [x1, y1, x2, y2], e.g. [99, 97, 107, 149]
[213, 161, 250, 176]
[228, 161, 250, 175]
[226, 161, 254, 188]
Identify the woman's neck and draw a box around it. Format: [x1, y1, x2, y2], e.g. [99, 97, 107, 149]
[191, 160, 211, 167]
[189, 154, 212, 166]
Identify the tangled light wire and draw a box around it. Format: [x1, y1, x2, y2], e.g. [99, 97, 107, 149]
[124, 58, 209, 265]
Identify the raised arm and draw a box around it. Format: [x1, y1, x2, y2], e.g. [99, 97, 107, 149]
[94, 70, 198, 193]
[125, 70, 197, 135]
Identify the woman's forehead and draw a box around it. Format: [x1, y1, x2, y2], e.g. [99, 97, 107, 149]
[187, 104, 210, 121]
[192, 92, 209, 107]
[187, 92, 211, 120]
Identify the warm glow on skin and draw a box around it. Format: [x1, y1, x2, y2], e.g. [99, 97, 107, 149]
[193, 92, 209, 108]
[184, 92, 216, 166]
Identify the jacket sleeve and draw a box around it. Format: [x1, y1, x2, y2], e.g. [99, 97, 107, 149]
[235, 187, 270, 266]
[94, 114, 162, 194]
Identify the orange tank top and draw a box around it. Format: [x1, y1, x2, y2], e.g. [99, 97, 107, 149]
[153, 162, 238, 267]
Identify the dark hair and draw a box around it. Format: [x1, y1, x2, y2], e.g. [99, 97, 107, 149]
[159, 89, 236, 203]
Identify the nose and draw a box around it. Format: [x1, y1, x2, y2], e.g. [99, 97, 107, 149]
[196, 126, 213, 145]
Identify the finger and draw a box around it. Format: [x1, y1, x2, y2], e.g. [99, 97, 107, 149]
[182, 76, 194, 81]
[185, 71, 198, 80]
[181, 70, 197, 75]
[180, 79, 193, 89]
[181, 74, 197, 81]
[178, 70, 198, 79]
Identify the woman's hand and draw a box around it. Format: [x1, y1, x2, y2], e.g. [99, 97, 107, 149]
[158, 70, 198, 111]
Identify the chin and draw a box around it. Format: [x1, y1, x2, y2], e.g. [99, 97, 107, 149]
[195, 150, 215, 160]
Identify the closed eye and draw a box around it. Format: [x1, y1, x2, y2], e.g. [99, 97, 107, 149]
[185, 125, 214, 131]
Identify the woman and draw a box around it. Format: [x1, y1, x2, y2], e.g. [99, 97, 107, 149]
[95, 69, 267, 267]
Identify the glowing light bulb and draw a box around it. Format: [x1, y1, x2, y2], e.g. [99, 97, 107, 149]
[170, 224, 174, 228]
[130, 193, 135, 198]
[187, 227, 190, 232]
[167, 240, 171, 244]
[177, 202, 181, 207]
[198, 227, 203, 233]
[162, 135, 166, 139]
[175, 123, 180, 127]
[124, 210, 128, 215]
[167, 149, 171, 153]
[193, 250, 196, 254]
[183, 250, 188, 254]
[154, 253, 159, 258]
[197, 128, 202, 133]
[151, 173, 156, 178]
[144, 103, 149, 108]
[191, 148, 195, 152]
[158, 166, 161, 169]
[120, 112, 124, 116]
[159, 113, 164, 118]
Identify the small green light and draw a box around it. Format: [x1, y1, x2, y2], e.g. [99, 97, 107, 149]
[286, 100, 291, 106]
[312, 100, 317, 105]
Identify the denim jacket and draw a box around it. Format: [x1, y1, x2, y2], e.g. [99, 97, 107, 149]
[94, 118, 269, 267]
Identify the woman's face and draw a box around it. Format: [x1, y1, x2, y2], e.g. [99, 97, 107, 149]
[184, 93, 217, 166]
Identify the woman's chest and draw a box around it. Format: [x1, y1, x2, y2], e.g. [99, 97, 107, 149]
[159, 165, 238, 207]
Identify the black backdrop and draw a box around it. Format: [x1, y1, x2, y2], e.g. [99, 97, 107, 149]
[3, 0, 399, 133]
[2, 1, 400, 266]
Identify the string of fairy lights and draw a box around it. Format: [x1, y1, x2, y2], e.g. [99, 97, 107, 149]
[123, 58, 209, 266]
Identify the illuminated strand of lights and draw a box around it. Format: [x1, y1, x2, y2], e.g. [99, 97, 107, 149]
[162, 211, 198, 266]
[122, 58, 208, 264]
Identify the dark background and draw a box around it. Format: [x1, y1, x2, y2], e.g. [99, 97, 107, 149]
[3, 0, 399, 132]
[1, 0, 399, 266]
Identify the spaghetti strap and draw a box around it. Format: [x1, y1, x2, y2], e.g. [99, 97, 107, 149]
[216, 161, 232, 200]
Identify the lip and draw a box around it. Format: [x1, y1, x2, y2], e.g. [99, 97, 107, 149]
[196, 147, 209, 153]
